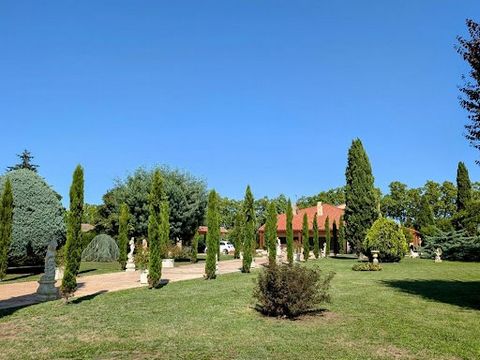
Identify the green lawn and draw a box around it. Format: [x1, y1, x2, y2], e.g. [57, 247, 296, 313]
[0, 261, 121, 284]
[0, 258, 479, 359]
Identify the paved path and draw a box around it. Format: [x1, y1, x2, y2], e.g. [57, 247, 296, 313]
[0, 257, 267, 310]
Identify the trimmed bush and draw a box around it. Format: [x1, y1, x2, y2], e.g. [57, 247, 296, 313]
[352, 263, 382, 271]
[253, 264, 334, 319]
[81, 234, 119, 262]
[363, 217, 408, 262]
[0, 169, 66, 266]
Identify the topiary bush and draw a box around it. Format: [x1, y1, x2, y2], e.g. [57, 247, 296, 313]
[352, 262, 382, 271]
[253, 264, 334, 319]
[363, 217, 408, 262]
[81, 234, 119, 262]
[0, 169, 66, 266]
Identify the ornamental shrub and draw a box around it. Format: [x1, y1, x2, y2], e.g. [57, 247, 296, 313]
[253, 263, 334, 319]
[0, 169, 66, 266]
[352, 262, 382, 271]
[81, 234, 119, 262]
[363, 217, 408, 262]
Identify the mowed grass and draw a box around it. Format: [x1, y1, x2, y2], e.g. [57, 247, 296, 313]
[0, 261, 121, 284]
[0, 258, 479, 360]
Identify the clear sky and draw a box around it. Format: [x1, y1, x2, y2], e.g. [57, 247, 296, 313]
[1, 0, 479, 206]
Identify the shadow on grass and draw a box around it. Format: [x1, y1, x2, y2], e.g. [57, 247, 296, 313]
[2, 273, 37, 282]
[78, 268, 96, 276]
[253, 305, 329, 320]
[382, 280, 480, 310]
[71, 290, 108, 304]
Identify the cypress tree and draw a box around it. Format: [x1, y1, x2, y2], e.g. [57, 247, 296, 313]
[147, 170, 163, 288]
[456, 162, 472, 211]
[231, 211, 243, 259]
[61, 165, 84, 300]
[118, 203, 129, 270]
[338, 216, 346, 254]
[324, 216, 331, 256]
[159, 197, 170, 259]
[191, 234, 199, 263]
[205, 190, 219, 279]
[313, 214, 319, 259]
[265, 201, 278, 266]
[302, 213, 309, 261]
[332, 220, 338, 255]
[0, 179, 13, 280]
[286, 199, 294, 265]
[344, 138, 379, 255]
[416, 196, 435, 231]
[242, 186, 255, 273]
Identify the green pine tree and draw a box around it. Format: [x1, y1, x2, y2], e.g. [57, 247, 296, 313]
[205, 190, 220, 279]
[332, 220, 338, 255]
[302, 213, 309, 261]
[313, 214, 319, 259]
[416, 196, 435, 231]
[61, 165, 84, 300]
[286, 199, 294, 265]
[0, 179, 14, 280]
[324, 216, 331, 256]
[242, 186, 255, 273]
[456, 161, 472, 212]
[231, 211, 244, 259]
[344, 138, 379, 255]
[265, 201, 278, 266]
[338, 216, 346, 254]
[147, 170, 163, 288]
[118, 203, 129, 270]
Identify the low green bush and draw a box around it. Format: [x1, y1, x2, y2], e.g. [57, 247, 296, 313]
[352, 262, 382, 271]
[253, 264, 334, 319]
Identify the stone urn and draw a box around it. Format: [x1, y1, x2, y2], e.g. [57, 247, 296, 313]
[371, 250, 379, 265]
[55, 266, 64, 281]
[140, 269, 149, 285]
[162, 259, 175, 268]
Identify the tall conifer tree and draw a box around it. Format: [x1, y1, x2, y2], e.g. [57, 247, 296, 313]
[118, 203, 129, 270]
[286, 199, 294, 265]
[456, 161, 472, 211]
[302, 213, 309, 261]
[0, 179, 13, 280]
[205, 190, 219, 279]
[313, 214, 319, 259]
[338, 216, 346, 254]
[242, 186, 255, 273]
[147, 170, 163, 288]
[344, 138, 379, 255]
[324, 216, 331, 256]
[61, 165, 84, 299]
[265, 201, 277, 266]
[332, 220, 338, 255]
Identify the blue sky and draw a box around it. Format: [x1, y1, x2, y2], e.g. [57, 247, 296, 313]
[1, 1, 479, 206]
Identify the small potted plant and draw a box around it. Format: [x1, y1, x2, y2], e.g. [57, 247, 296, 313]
[135, 241, 150, 284]
[55, 246, 65, 281]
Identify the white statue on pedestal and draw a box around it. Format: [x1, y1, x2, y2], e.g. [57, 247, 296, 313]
[434, 248, 442, 263]
[321, 242, 327, 258]
[126, 237, 136, 272]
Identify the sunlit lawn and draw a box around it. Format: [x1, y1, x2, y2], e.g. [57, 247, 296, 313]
[0, 258, 479, 359]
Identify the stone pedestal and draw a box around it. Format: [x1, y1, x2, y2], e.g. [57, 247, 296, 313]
[36, 279, 59, 301]
[162, 259, 175, 268]
[126, 261, 136, 272]
[140, 269, 149, 284]
[55, 267, 64, 281]
[372, 250, 379, 265]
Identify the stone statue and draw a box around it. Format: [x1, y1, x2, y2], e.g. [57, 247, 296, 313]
[321, 242, 327, 258]
[126, 237, 136, 272]
[276, 238, 282, 263]
[36, 239, 59, 301]
[434, 248, 442, 263]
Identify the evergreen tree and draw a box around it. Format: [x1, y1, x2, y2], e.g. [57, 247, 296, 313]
[0, 179, 13, 280]
[265, 201, 277, 266]
[338, 216, 346, 254]
[324, 216, 331, 256]
[147, 170, 163, 288]
[416, 196, 435, 231]
[456, 161, 472, 211]
[344, 138, 379, 255]
[332, 220, 338, 255]
[302, 213, 310, 261]
[286, 199, 294, 265]
[242, 186, 255, 273]
[191, 234, 199, 263]
[230, 211, 243, 259]
[313, 214, 319, 259]
[118, 203, 129, 270]
[205, 190, 219, 279]
[7, 149, 39, 172]
[159, 197, 170, 259]
[61, 165, 84, 299]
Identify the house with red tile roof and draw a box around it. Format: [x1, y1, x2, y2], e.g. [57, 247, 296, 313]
[258, 202, 345, 250]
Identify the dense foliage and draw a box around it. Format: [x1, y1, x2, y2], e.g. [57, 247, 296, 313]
[0, 169, 66, 266]
[421, 229, 480, 261]
[0, 180, 13, 279]
[265, 201, 277, 266]
[253, 264, 334, 319]
[363, 217, 408, 262]
[338, 216, 346, 254]
[352, 263, 382, 271]
[229, 211, 243, 258]
[81, 234, 119, 262]
[118, 203, 129, 269]
[242, 186, 255, 273]
[456, 162, 472, 211]
[324, 216, 331, 255]
[205, 190, 219, 279]
[96, 167, 207, 245]
[345, 139, 379, 254]
[456, 19, 480, 161]
[313, 215, 319, 259]
[61, 165, 84, 299]
[286, 199, 294, 265]
[297, 187, 345, 208]
[302, 213, 309, 261]
[148, 170, 165, 288]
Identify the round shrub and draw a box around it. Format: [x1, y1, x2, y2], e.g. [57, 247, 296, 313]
[363, 217, 408, 262]
[81, 234, 119, 262]
[0, 169, 66, 266]
[253, 264, 334, 319]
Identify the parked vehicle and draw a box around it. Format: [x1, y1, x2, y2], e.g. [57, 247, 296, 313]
[205, 241, 235, 255]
